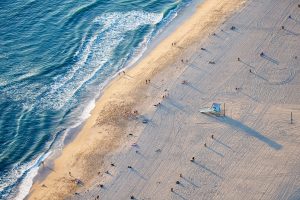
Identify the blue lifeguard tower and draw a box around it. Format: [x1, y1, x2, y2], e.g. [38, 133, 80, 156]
[200, 103, 224, 116]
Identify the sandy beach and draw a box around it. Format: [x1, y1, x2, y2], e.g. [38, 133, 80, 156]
[27, 0, 300, 199]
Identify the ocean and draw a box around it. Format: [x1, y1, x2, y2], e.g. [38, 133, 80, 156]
[0, 0, 191, 199]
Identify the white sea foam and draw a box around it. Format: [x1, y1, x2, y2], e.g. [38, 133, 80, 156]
[1, 10, 171, 200]
[79, 98, 95, 121]
[14, 151, 51, 200]
[1, 11, 162, 112]
[37, 11, 163, 111]
[0, 151, 51, 200]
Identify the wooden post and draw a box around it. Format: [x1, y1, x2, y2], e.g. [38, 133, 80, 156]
[224, 103, 226, 116]
[291, 112, 293, 124]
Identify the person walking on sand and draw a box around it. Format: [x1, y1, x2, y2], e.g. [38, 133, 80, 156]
[69, 171, 76, 179]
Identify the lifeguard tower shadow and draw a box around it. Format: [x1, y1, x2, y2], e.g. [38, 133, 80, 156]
[218, 116, 282, 150]
[200, 103, 282, 150]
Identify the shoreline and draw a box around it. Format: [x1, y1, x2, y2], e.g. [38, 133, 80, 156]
[16, 2, 195, 199]
[27, 0, 247, 199]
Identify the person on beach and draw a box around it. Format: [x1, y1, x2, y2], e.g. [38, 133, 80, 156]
[204, 143, 207, 147]
[191, 157, 195, 162]
[171, 188, 174, 192]
[132, 143, 138, 147]
[133, 110, 138, 115]
[211, 135, 214, 139]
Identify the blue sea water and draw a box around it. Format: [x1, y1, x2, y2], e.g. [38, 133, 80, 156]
[0, 0, 191, 199]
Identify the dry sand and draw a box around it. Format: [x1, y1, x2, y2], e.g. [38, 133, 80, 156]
[28, 0, 300, 199]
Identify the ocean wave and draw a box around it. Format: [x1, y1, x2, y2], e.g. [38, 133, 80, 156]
[38, 10, 163, 110]
[14, 151, 51, 200]
[0, 1, 190, 198]
[0, 151, 50, 200]
[0, 10, 163, 199]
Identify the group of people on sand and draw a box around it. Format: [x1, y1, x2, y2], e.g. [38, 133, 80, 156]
[88, 135, 220, 198]
[170, 135, 214, 193]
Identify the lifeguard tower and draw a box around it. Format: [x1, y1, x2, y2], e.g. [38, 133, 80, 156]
[199, 103, 225, 116]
